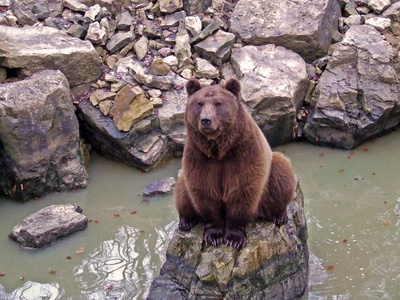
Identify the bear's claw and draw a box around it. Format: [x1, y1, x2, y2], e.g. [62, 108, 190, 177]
[274, 211, 288, 227]
[204, 224, 224, 247]
[179, 217, 198, 231]
[224, 227, 247, 249]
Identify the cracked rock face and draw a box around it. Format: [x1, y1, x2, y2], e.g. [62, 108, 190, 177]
[230, 0, 340, 62]
[0, 70, 89, 201]
[148, 179, 309, 299]
[231, 44, 309, 146]
[304, 25, 400, 149]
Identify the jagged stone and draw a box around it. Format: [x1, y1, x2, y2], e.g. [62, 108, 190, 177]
[86, 21, 107, 45]
[304, 25, 400, 149]
[0, 25, 103, 86]
[32, 3, 50, 20]
[90, 89, 116, 106]
[68, 23, 87, 39]
[134, 36, 149, 60]
[161, 11, 186, 28]
[10, 0, 37, 25]
[106, 31, 135, 53]
[191, 18, 219, 44]
[84, 3, 101, 21]
[116, 10, 133, 30]
[9, 204, 88, 249]
[231, 44, 308, 146]
[159, 0, 183, 14]
[149, 58, 171, 75]
[184, 15, 202, 36]
[183, 0, 212, 15]
[365, 17, 391, 31]
[230, 0, 340, 62]
[0, 70, 89, 201]
[109, 84, 154, 132]
[195, 57, 219, 79]
[148, 179, 308, 299]
[99, 99, 113, 116]
[64, 0, 88, 12]
[128, 59, 174, 90]
[144, 177, 176, 196]
[174, 21, 191, 66]
[368, 0, 391, 13]
[194, 30, 235, 66]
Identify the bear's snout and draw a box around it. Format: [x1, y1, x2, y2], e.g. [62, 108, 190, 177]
[201, 117, 212, 126]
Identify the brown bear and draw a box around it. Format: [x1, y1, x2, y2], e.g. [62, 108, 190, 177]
[175, 78, 296, 249]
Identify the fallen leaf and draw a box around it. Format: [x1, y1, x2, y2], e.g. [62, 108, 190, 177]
[140, 170, 145, 174]
[350, 151, 355, 156]
[319, 153, 324, 157]
[0, 273, 5, 277]
[343, 239, 348, 243]
[130, 211, 137, 215]
[142, 199, 149, 204]
[94, 220, 99, 223]
[347, 156, 351, 159]
[372, 173, 376, 175]
[382, 221, 390, 226]
[76, 247, 85, 254]
[66, 256, 72, 261]
[88, 219, 93, 223]
[362, 148, 369, 152]
[384, 201, 387, 204]
[339, 169, 344, 172]
[49, 270, 56, 275]
[327, 265, 335, 270]
[139, 230, 145, 233]
[354, 178, 358, 181]
[108, 285, 114, 291]
[113, 213, 120, 217]
[20, 276, 24, 281]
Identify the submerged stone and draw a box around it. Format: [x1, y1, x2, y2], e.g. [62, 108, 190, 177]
[144, 177, 176, 196]
[9, 204, 88, 249]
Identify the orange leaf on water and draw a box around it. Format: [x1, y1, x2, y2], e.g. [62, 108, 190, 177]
[350, 151, 355, 156]
[49, 270, 56, 275]
[113, 213, 120, 217]
[0, 273, 5, 277]
[130, 211, 137, 215]
[362, 148, 369, 152]
[94, 220, 99, 223]
[327, 265, 335, 270]
[339, 169, 344, 172]
[343, 239, 348, 243]
[76, 247, 85, 254]
[382, 221, 390, 226]
[88, 219, 93, 223]
[20, 276, 24, 281]
[384, 201, 387, 204]
[66, 256, 72, 261]
[142, 199, 149, 204]
[372, 173, 376, 175]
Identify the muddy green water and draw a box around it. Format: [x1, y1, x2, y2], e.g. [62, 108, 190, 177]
[1, 130, 399, 299]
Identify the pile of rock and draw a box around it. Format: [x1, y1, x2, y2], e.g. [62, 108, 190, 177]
[1, 0, 400, 200]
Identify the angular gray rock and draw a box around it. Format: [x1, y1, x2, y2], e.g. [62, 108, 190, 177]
[106, 31, 135, 53]
[0, 70, 89, 201]
[0, 25, 103, 86]
[230, 0, 341, 62]
[10, 0, 63, 25]
[9, 204, 88, 249]
[144, 177, 176, 197]
[304, 25, 400, 149]
[148, 178, 308, 299]
[231, 45, 309, 146]
[183, 0, 211, 15]
[194, 30, 235, 66]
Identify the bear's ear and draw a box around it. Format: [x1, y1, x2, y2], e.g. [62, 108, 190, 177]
[186, 78, 202, 96]
[224, 78, 241, 97]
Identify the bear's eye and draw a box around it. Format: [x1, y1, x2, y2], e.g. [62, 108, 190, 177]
[215, 102, 221, 107]
[197, 102, 203, 107]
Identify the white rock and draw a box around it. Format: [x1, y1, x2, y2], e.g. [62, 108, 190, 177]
[184, 16, 202, 36]
[365, 17, 391, 31]
[84, 4, 101, 21]
[63, 0, 88, 12]
[163, 55, 178, 67]
[195, 57, 219, 79]
[134, 36, 149, 60]
[86, 21, 107, 45]
[368, 0, 391, 13]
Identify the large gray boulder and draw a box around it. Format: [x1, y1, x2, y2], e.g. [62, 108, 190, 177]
[304, 25, 400, 149]
[231, 45, 309, 146]
[148, 179, 309, 299]
[229, 0, 340, 62]
[0, 70, 89, 201]
[0, 25, 103, 86]
[9, 204, 88, 249]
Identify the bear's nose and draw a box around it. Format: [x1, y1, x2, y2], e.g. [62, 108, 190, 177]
[201, 117, 212, 126]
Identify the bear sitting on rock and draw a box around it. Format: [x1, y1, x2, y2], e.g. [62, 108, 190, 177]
[175, 78, 296, 249]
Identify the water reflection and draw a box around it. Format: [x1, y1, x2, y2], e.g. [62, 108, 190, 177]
[74, 222, 176, 299]
[9, 281, 64, 300]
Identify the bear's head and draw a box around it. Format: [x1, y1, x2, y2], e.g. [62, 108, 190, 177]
[185, 78, 241, 140]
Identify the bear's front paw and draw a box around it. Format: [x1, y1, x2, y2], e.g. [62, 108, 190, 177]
[179, 217, 199, 231]
[224, 226, 247, 249]
[274, 211, 288, 227]
[204, 224, 225, 247]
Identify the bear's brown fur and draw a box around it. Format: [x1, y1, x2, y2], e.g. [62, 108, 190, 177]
[175, 78, 296, 249]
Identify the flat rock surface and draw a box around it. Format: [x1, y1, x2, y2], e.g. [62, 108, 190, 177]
[0, 25, 103, 86]
[9, 204, 88, 249]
